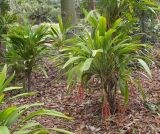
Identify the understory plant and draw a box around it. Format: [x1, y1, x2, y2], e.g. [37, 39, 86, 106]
[57, 16, 152, 115]
[49, 15, 77, 49]
[4, 19, 49, 92]
[98, 0, 159, 26]
[0, 65, 73, 134]
[0, 0, 10, 15]
[9, 0, 60, 23]
[0, 11, 18, 63]
[97, 0, 159, 43]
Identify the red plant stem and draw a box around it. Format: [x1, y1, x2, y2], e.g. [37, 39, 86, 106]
[102, 98, 111, 119]
[77, 82, 84, 103]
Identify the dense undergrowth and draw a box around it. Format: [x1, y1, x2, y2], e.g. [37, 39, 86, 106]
[0, 0, 159, 133]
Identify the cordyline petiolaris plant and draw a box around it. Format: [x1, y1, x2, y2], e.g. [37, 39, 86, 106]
[4, 19, 49, 92]
[56, 16, 152, 115]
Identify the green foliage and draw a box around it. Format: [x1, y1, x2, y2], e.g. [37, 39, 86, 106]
[0, 0, 10, 15]
[49, 16, 76, 48]
[143, 12, 160, 44]
[0, 65, 22, 95]
[4, 19, 49, 91]
[0, 13, 18, 39]
[56, 16, 152, 114]
[97, 0, 159, 22]
[97, 0, 159, 43]
[9, 0, 60, 23]
[0, 5, 18, 63]
[0, 65, 73, 134]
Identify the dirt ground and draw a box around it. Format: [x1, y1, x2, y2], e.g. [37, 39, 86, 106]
[7, 62, 160, 134]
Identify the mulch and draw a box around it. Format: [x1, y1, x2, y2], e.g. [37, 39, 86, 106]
[6, 62, 160, 134]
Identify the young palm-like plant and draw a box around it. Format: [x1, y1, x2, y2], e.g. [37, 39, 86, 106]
[98, 0, 159, 29]
[49, 15, 77, 48]
[57, 16, 152, 114]
[0, 65, 73, 134]
[5, 20, 49, 92]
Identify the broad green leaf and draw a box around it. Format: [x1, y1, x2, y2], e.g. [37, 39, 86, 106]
[81, 58, 93, 72]
[138, 59, 152, 79]
[129, 4, 134, 13]
[39, 67, 48, 78]
[112, 18, 122, 29]
[13, 130, 32, 134]
[58, 15, 64, 33]
[63, 38, 77, 45]
[147, 7, 157, 15]
[0, 72, 15, 93]
[0, 65, 7, 88]
[4, 87, 23, 92]
[137, 79, 146, 101]
[19, 122, 40, 131]
[0, 94, 5, 103]
[92, 49, 103, 57]
[119, 79, 129, 105]
[10, 92, 36, 100]
[21, 110, 73, 123]
[104, 29, 116, 43]
[0, 107, 17, 122]
[85, 30, 94, 49]
[13, 122, 41, 134]
[77, 43, 91, 54]
[0, 126, 10, 134]
[115, 44, 146, 55]
[50, 26, 59, 37]
[142, 0, 158, 7]
[66, 63, 84, 89]
[63, 57, 81, 69]
[4, 110, 19, 127]
[98, 16, 106, 36]
[18, 103, 44, 111]
[31, 129, 49, 134]
[85, 10, 99, 28]
[52, 128, 74, 134]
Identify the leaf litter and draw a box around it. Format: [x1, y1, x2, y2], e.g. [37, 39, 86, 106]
[6, 60, 160, 134]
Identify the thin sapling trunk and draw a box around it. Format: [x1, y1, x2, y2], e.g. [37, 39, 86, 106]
[25, 63, 33, 92]
[103, 78, 117, 115]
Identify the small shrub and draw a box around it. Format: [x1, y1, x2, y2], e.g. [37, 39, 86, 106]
[4, 19, 49, 92]
[56, 16, 152, 115]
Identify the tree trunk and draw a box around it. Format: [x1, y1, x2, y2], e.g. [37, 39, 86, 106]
[103, 79, 117, 115]
[60, 0, 77, 27]
[25, 67, 32, 92]
[26, 71, 31, 92]
[88, 0, 96, 10]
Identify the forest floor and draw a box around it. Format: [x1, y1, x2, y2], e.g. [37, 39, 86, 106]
[7, 56, 160, 134]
